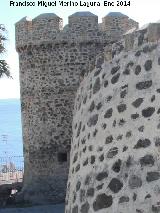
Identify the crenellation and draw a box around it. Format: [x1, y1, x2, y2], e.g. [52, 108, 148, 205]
[147, 23, 160, 42]
[68, 12, 98, 32]
[101, 12, 139, 41]
[16, 11, 138, 50]
[15, 17, 33, 49]
[32, 13, 63, 42]
[16, 13, 63, 48]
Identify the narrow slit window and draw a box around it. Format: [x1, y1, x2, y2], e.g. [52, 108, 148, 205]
[58, 153, 67, 162]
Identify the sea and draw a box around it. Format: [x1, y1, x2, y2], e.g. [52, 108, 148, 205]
[0, 99, 23, 157]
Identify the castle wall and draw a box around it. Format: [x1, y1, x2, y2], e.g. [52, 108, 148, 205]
[15, 12, 107, 204]
[66, 25, 160, 213]
[102, 13, 138, 41]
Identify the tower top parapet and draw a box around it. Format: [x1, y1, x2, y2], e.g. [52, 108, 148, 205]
[15, 13, 63, 49]
[15, 11, 139, 50]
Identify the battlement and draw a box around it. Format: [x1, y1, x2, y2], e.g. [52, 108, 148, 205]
[15, 11, 138, 50]
[68, 11, 98, 31]
[102, 12, 138, 40]
[15, 13, 63, 48]
[102, 21, 160, 64]
[123, 22, 160, 51]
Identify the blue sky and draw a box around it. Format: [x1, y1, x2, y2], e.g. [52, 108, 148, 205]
[1, 0, 160, 99]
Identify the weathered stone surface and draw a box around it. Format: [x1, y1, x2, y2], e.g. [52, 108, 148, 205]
[87, 188, 94, 197]
[104, 80, 108, 88]
[145, 194, 151, 199]
[75, 164, 80, 172]
[99, 154, 104, 162]
[77, 122, 82, 137]
[134, 139, 151, 149]
[76, 181, 81, 191]
[129, 175, 142, 189]
[107, 95, 112, 102]
[112, 159, 122, 173]
[96, 102, 102, 110]
[138, 33, 144, 46]
[105, 135, 113, 144]
[72, 205, 78, 213]
[146, 172, 160, 182]
[96, 172, 108, 181]
[96, 184, 104, 190]
[132, 98, 143, 108]
[142, 107, 155, 117]
[140, 155, 154, 166]
[144, 60, 152, 71]
[151, 95, 155, 102]
[117, 134, 123, 140]
[126, 131, 132, 138]
[152, 204, 160, 212]
[104, 108, 113, 118]
[94, 69, 101, 76]
[135, 65, 141, 75]
[123, 68, 130, 75]
[108, 178, 123, 193]
[119, 118, 126, 126]
[136, 81, 152, 90]
[117, 104, 127, 113]
[126, 156, 133, 167]
[80, 189, 85, 203]
[87, 114, 98, 127]
[81, 202, 90, 213]
[93, 194, 113, 211]
[83, 96, 87, 104]
[85, 175, 91, 185]
[111, 73, 120, 84]
[93, 77, 101, 94]
[135, 50, 141, 57]
[120, 89, 127, 98]
[90, 155, 95, 164]
[119, 196, 129, 203]
[89, 101, 95, 112]
[138, 126, 144, 132]
[111, 66, 120, 75]
[155, 137, 160, 146]
[131, 113, 139, 119]
[133, 193, 137, 201]
[107, 147, 118, 158]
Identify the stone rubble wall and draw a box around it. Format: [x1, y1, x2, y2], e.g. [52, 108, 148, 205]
[102, 15, 138, 41]
[66, 24, 160, 213]
[15, 12, 139, 205]
[15, 13, 111, 204]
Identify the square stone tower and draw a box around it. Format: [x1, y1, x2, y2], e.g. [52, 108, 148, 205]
[15, 11, 108, 204]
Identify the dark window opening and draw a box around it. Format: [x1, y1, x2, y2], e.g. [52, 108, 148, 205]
[58, 153, 67, 163]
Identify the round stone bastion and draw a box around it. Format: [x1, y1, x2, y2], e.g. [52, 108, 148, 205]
[65, 42, 160, 213]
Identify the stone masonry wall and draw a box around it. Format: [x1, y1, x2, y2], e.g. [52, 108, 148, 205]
[65, 24, 160, 213]
[102, 13, 138, 41]
[15, 12, 117, 204]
